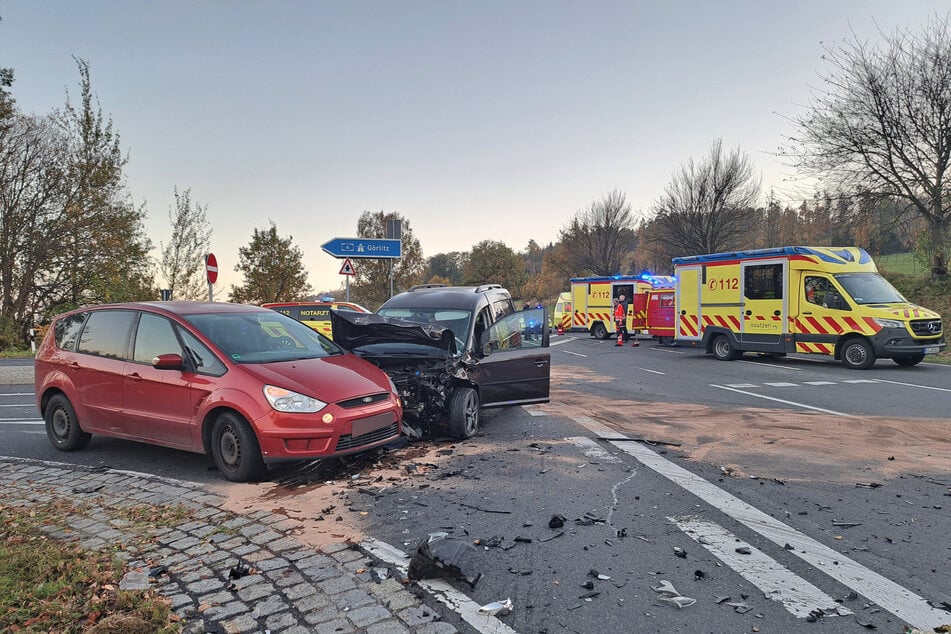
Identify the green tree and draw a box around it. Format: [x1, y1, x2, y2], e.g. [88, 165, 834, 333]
[160, 187, 212, 301]
[424, 251, 467, 285]
[49, 58, 154, 311]
[350, 211, 425, 309]
[783, 14, 951, 276]
[229, 222, 312, 304]
[558, 189, 638, 276]
[463, 240, 527, 292]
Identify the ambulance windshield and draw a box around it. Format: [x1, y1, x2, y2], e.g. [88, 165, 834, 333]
[834, 273, 906, 305]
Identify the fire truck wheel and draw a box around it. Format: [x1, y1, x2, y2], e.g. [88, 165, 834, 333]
[448, 387, 479, 438]
[591, 323, 609, 340]
[840, 337, 875, 370]
[712, 334, 739, 361]
[892, 353, 924, 367]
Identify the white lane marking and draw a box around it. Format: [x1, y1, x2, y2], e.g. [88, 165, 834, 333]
[524, 408, 547, 417]
[561, 350, 587, 358]
[568, 436, 621, 463]
[635, 367, 665, 375]
[0, 404, 37, 407]
[712, 384, 851, 417]
[0, 419, 44, 424]
[803, 381, 836, 386]
[671, 515, 850, 619]
[841, 379, 878, 384]
[873, 378, 951, 393]
[725, 383, 758, 388]
[739, 359, 791, 370]
[655, 347, 686, 354]
[764, 382, 798, 387]
[361, 538, 517, 634]
[0, 393, 35, 397]
[549, 337, 578, 347]
[570, 417, 950, 631]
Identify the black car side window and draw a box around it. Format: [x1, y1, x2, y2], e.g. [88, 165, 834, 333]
[179, 329, 227, 376]
[76, 310, 136, 360]
[133, 313, 182, 364]
[55, 313, 87, 351]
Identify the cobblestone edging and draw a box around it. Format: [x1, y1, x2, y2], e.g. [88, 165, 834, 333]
[0, 459, 458, 634]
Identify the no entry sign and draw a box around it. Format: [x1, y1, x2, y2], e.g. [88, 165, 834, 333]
[205, 253, 218, 284]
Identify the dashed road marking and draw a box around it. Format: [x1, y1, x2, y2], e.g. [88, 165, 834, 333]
[671, 515, 850, 619]
[841, 379, 878, 384]
[763, 382, 798, 387]
[803, 381, 836, 385]
[561, 350, 587, 358]
[571, 416, 951, 631]
[725, 383, 758, 388]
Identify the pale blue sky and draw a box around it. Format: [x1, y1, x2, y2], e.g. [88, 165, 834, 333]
[3, 1, 947, 293]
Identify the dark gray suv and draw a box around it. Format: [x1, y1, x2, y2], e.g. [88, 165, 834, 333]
[331, 284, 550, 438]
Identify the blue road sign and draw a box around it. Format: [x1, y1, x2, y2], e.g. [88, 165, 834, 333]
[321, 237, 402, 259]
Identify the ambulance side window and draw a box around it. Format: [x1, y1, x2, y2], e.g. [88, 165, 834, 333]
[804, 276, 829, 307]
[745, 264, 783, 300]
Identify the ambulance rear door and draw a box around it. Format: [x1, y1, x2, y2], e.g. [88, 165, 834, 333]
[675, 265, 703, 342]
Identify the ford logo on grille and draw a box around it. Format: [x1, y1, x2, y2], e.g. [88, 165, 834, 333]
[362, 396, 373, 403]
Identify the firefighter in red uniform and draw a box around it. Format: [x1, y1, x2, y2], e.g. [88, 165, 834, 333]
[614, 295, 627, 346]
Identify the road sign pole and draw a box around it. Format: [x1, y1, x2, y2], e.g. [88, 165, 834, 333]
[346, 275, 350, 303]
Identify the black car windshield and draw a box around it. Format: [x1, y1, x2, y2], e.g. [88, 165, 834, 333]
[185, 311, 343, 363]
[377, 308, 472, 350]
[833, 273, 906, 305]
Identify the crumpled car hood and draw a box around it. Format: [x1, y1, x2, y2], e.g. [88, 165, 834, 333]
[330, 310, 457, 355]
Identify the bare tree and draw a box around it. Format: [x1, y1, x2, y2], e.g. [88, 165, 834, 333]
[782, 14, 951, 276]
[649, 139, 760, 256]
[160, 187, 211, 300]
[558, 189, 637, 276]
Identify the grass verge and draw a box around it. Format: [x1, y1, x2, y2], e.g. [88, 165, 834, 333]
[0, 498, 189, 633]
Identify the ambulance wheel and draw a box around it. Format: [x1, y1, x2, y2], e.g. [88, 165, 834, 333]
[659, 336, 674, 346]
[448, 387, 479, 438]
[712, 335, 739, 361]
[591, 323, 609, 340]
[892, 354, 924, 367]
[840, 337, 875, 370]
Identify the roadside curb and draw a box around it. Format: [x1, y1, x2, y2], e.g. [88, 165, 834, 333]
[0, 457, 459, 634]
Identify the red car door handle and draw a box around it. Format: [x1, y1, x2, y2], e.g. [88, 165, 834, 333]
[128, 372, 143, 382]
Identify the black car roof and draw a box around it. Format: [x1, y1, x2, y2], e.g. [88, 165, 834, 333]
[380, 285, 510, 311]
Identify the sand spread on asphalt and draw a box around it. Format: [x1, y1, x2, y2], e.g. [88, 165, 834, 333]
[215, 364, 951, 547]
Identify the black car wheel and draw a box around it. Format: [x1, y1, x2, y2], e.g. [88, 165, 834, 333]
[840, 338, 875, 370]
[591, 323, 608, 340]
[712, 334, 739, 361]
[44, 394, 92, 451]
[211, 412, 267, 482]
[448, 387, 479, 439]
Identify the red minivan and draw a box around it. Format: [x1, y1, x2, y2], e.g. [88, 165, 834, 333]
[34, 302, 402, 481]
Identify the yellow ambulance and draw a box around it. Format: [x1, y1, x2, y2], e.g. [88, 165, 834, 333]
[673, 246, 944, 369]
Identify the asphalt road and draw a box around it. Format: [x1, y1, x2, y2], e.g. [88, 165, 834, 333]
[4, 343, 950, 633]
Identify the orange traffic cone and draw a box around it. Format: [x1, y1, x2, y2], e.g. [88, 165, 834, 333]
[615, 330, 623, 346]
[557, 324, 564, 336]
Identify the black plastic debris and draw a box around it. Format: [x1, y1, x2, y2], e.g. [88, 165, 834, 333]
[148, 565, 168, 578]
[735, 546, 752, 555]
[694, 570, 705, 580]
[574, 511, 606, 526]
[856, 482, 883, 488]
[673, 547, 687, 558]
[408, 533, 482, 588]
[548, 514, 566, 529]
[228, 563, 252, 580]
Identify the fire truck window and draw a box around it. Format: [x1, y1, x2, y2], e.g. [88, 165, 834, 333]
[744, 264, 783, 300]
